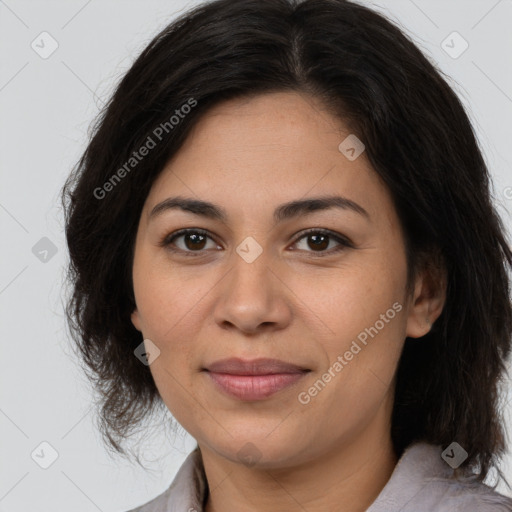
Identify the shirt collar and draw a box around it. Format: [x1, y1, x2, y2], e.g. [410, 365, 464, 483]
[150, 441, 502, 511]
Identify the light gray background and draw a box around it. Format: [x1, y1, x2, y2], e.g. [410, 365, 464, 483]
[1, 0, 511, 510]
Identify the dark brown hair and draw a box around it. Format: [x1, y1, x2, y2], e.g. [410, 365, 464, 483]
[61, 0, 512, 484]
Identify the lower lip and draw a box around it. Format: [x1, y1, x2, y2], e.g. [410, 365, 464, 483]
[205, 371, 308, 401]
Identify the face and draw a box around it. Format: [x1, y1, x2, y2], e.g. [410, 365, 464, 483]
[130, 91, 438, 468]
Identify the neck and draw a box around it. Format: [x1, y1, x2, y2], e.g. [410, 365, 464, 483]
[201, 403, 398, 512]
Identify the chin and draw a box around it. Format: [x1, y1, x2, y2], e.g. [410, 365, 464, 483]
[204, 429, 311, 470]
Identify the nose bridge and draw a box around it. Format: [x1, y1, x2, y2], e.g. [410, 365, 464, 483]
[227, 241, 274, 306]
[213, 239, 290, 332]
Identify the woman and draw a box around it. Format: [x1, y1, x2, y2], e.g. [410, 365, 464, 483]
[61, 0, 512, 510]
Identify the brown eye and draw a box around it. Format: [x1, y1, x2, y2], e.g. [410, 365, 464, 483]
[182, 232, 207, 250]
[305, 233, 329, 251]
[161, 229, 219, 254]
[292, 229, 352, 256]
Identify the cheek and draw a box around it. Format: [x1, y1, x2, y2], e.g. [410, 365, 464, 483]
[299, 305, 405, 438]
[292, 253, 407, 409]
[292, 260, 406, 352]
[131, 253, 226, 377]
[133, 263, 204, 419]
[132, 248, 208, 338]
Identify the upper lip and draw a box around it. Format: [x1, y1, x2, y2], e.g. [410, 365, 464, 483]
[204, 357, 309, 375]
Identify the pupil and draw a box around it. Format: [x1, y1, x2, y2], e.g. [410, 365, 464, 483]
[186, 233, 206, 250]
[310, 234, 328, 251]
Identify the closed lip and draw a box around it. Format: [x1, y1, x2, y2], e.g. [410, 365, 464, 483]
[203, 357, 310, 375]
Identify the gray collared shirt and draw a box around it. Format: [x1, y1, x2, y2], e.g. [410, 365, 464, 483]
[126, 442, 512, 511]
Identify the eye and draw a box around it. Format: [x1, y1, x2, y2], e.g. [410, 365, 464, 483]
[160, 228, 352, 257]
[290, 228, 352, 256]
[160, 228, 220, 255]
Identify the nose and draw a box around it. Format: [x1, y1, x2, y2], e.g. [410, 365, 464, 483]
[213, 249, 292, 335]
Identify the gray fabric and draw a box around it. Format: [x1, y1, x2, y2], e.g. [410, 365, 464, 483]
[126, 442, 512, 511]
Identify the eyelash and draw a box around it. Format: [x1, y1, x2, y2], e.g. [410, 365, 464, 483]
[159, 228, 353, 257]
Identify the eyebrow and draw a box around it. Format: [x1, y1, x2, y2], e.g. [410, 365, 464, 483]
[149, 195, 370, 223]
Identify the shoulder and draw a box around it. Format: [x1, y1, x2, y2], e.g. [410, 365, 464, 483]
[368, 442, 512, 512]
[423, 472, 512, 511]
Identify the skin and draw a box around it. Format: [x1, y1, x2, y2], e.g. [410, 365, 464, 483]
[130, 91, 446, 512]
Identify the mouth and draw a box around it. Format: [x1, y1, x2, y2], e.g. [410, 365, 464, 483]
[202, 357, 311, 401]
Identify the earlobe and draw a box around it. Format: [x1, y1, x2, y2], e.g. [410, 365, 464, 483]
[131, 309, 142, 332]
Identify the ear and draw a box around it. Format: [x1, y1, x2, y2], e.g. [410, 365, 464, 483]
[131, 308, 142, 332]
[405, 253, 447, 339]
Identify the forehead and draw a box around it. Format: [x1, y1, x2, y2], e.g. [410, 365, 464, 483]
[144, 92, 393, 225]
